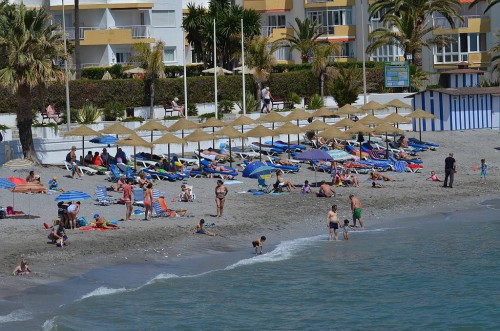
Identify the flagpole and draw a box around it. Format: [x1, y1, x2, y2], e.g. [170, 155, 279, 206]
[241, 18, 246, 115]
[183, 38, 188, 119]
[213, 19, 218, 119]
[360, 0, 367, 105]
[62, 0, 71, 131]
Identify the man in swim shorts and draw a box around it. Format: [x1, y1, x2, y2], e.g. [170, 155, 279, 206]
[252, 236, 266, 255]
[192, 219, 215, 236]
[349, 194, 363, 229]
[327, 205, 340, 240]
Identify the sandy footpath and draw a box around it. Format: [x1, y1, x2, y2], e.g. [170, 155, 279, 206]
[0, 129, 498, 298]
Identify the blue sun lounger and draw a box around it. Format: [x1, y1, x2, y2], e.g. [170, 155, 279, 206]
[200, 159, 239, 177]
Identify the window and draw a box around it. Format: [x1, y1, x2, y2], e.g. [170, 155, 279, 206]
[164, 47, 176, 62]
[267, 15, 285, 27]
[273, 46, 291, 61]
[152, 10, 176, 27]
[116, 52, 131, 64]
[53, 14, 72, 28]
[434, 33, 488, 64]
[307, 11, 324, 26]
[327, 8, 353, 26]
[369, 44, 404, 62]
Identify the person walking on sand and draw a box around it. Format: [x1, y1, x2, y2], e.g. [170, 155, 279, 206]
[215, 179, 228, 217]
[349, 194, 363, 229]
[252, 236, 266, 255]
[327, 205, 340, 240]
[443, 152, 456, 188]
[480, 158, 488, 184]
[123, 179, 133, 221]
[143, 182, 154, 221]
[192, 219, 215, 236]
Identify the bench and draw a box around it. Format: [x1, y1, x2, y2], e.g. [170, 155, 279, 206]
[271, 98, 293, 110]
[163, 103, 179, 118]
[40, 106, 61, 124]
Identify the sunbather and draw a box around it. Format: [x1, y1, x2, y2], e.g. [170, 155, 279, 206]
[92, 152, 103, 166]
[192, 219, 215, 236]
[340, 170, 360, 187]
[208, 160, 231, 172]
[369, 171, 396, 181]
[276, 169, 296, 191]
[426, 171, 443, 182]
[397, 135, 409, 148]
[397, 150, 421, 161]
[317, 180, 334, 197]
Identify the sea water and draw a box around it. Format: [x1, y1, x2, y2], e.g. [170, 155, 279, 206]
[3, 201, 500, 330]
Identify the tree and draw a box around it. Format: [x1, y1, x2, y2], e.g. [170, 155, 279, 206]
[328, 67, 363, 108]
[282, 17, 323, 63]
[245, 36, 278, 112]
[311, 42, 340, 98]
[469, 0, 500, 13]
[74, 0, 81, 79]
[367, 10, 451, 66]
[0, 4, 65, 160]
[131, 41, 165, 119]
[368, 0, 461, 66]
[183, 0, 261, 69]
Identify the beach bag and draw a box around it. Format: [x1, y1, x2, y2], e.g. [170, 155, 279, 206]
[77, 217, 88, 227]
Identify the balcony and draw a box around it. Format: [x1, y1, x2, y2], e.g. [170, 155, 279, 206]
[62, 25, 154, 45]
[304, 0, 355, 8]
[433, 15, 490, 34]
[316, 25, 356, 39]
[243, 0, 293, 12]
[50, 0, 153, 10]
[260, 26, 293, 42]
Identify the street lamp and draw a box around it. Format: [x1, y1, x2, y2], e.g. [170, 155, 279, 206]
[360, 0, 367, 105]
[62, 0, 71, 131]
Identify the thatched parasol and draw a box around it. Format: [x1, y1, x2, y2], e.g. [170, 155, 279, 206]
[311, 107, 337, 122]
[333, 117, 357, 130]
[214, 126, 244, 168]
[244, 125, 278, 161]
[359, 101, 386, 115]
[275, 122, 304, 158]
[64, 125, 101, 165]
[199, 117, 225, 148]
[346, 122, 374, 159]
[405, 109, 436, 141]
[136, 120, 169, 159]
[153, 133, 184, 165]
[385, 99, 411, 114]
[167, 118, 200, 157]
[373, 123, 404, 158]
[230, 115, 256, 151]
[335, 104, 361, 117]
[257, 112, 285, 144]
[115, 133, 153, 171]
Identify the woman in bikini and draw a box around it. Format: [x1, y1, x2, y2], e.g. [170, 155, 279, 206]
[215, 179, 228, 217]
[276, 169, 296, 191]
[143, 182, 154, 221]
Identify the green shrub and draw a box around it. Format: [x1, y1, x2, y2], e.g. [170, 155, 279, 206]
[103, 101, 125, 121]
[81, 64, 124, 80]
[164, 115, 180, 120]
[121, 116, 144, 123]
[32, 122, 59, 133]
[77, 103, 101, 124]
[218, 100, 235, 114]
[0, 123, 9, 130]
[307, 94, 324, 110]
[60, 108, 79, 124]
[198, 112, 223, 120]
[164, 64, 205, 78]
[187, 103, 198, 117]
[236, 91, 259, 114]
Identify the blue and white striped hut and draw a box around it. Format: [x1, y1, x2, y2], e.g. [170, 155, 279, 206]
[410, 87, 500, 131]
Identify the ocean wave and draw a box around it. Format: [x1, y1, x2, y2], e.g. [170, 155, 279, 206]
[42, 317, 56, 331]
[144, 273, 179, 286]
[225, 235, 323, 270]
[79, 286, 127, 300]
[0, 309, 33, 324]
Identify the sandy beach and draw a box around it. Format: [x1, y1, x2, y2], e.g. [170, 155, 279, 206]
[0, 129, 498, 299]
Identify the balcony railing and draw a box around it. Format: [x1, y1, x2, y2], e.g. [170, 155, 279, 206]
[432, 15, 484, 30]
[60, 25, 151, 40]
[260, 25, 286, 38]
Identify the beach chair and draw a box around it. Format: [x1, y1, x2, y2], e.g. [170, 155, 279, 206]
[133, 188, 145, 206]
[152, 201, 175, 217]
[143, 168, 179, 181]
[178, 185, 196, 202]
[95, 185, 115, 206]
[200, 159, 239, 177]
[257, 177, 273, 194]
[108, 164, 122, 182]
[265, 156, 300, 173]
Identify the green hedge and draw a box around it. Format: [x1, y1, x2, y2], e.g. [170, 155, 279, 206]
[0, 68, 385, 113]
[81, 64, 124, 80]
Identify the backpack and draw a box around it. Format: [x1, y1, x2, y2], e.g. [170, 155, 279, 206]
[77, 217, 88, 227]
[65, 152, 72, 163]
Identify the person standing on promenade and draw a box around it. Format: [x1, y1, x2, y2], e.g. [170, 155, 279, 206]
[349, 194, 363, 229]
[123, 179, 133, 221]
[215, 179, 228, 217]
[327, 205, 340, 241]
[443, 152, 456, 188]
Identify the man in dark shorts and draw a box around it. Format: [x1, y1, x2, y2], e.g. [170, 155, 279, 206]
[252, 236, 266, 255]
[443, 152, 456, 188]
[327, 205, 340, 240]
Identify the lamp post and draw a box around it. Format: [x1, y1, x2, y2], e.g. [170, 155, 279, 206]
[241, 18, 246, 115]
[360, 0, 367, 105]
[213, 19, 218, 119]
[183, 33, 188, 119]
[62, 0, 71, 131]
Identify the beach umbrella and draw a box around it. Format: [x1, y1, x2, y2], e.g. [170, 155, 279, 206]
[184, 129, 215, 167]
[302, 120, 330, 132]
[249, 165, 276, 178]
[55, 190, 92, 202]
[202, 66, 233, 75]
[233, 65, 256, 75]
[318, 127, 351, 141]
[100, 122, 136, 152]
[3, 158, 34, 171]
[327, 149, 354, 161]
[89, 135, 119, 145]
[373, 123, 404, 158]
[359, 114, 384, 126]
[385, 99, 411, 114]
[200, 117, 225, 149]
[153, 133, 184, 165]
[244, 125, 278, 161]
[64, 125, 101, 165]
[124, 67, 146, 75]
[294, 149, 333, 186]
[333, 118, 357, 130]
[115, 133, 154, 171]
[230, 115, 256, 151]
[384, 112, 412, 135]
[286, 108, 312, 145]
[406, 109, 436, 142]
[257, 112, 285, 144]
[275, 122, 304, 158]
[335, 104, 361, 117]
[311, 107, 337, 122]
[11, 181, 47, 215]
[167, 118, 200, 158]
[359, 101, 386, 115]
[0, 178, 15, 189]
[101, 71, 112, 80]
[136, 120, 169, 159]
[214, 126, 244, 168]
[346, 123, 374, 159]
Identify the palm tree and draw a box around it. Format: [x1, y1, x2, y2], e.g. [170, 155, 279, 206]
[367, 10, 451, 66]
[245, 36, 278, 112]
[131, 41, 165, 119]
[0, 4, 65, 160]
[311, 42, 340, 98]
[282, 17, 323, 63]
[369, 0, 461, 66]
[183, 0, 260, 68]
[328, 67, 363, 108]
[469, 0, 500, 12]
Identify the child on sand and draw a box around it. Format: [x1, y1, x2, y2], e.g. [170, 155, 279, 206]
[426, 171, 442, 182]
[12, 258, 31, 276]
[480, 159, 488, 184]
[301, 180, 312, 194]
[252, 236, 266, 255]
[192, 219, 215, 236]
[342, 219, 349, 240]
